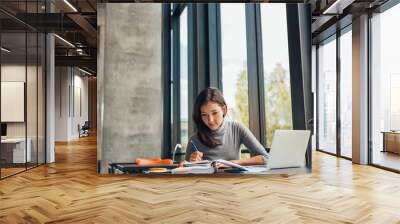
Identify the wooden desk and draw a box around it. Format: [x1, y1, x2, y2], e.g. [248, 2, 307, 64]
[382, 131, 400, 154]
[1, 138, 32, 163]
[109, 162, 310, 175]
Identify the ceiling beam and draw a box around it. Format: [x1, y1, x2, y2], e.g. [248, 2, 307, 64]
[67, 13, 97, 47]
[55, 55, 96, 70]
[322, 0, 356, 15]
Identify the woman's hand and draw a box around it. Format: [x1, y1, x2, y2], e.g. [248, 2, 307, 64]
[229, 155, 266, 166]
[189, 151, 203, 162]
[215, 162, 230, 169]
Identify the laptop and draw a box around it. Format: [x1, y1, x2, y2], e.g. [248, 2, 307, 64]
[224, 130, 311, 173]
[267, 130, 311, 169]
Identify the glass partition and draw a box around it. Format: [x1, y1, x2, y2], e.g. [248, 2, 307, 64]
[317, 36, 337, 155]
[0, 2, 46, 178]
[1, 31, 28, 177]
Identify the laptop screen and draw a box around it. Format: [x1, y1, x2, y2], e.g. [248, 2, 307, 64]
[268, 130, 310, 169]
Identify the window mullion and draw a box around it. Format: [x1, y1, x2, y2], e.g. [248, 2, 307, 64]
[172, 16, 181, 150]
[245, 4, 264, 146]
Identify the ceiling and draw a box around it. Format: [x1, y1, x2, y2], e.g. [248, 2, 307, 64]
[0, 0, 395, 75]
[0, 0, 97, 75]
[311, 0, 390, 43]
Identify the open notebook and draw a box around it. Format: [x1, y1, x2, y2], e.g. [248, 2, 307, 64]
[171, 166, 216, 174]
[187, 159, 248, 169]
[171, 159, 249, 174]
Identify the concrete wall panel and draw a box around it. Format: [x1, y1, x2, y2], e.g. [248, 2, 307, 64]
[98, 4, 162, 173]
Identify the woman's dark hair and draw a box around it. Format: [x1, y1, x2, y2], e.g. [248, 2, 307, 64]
[193, 87, 227, 148]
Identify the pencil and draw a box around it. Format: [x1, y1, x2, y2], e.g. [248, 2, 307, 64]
[190, 140, 200, 152]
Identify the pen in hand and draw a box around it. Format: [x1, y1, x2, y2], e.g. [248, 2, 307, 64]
[190, 140, 203, 162]
[190, 140, 200, 151]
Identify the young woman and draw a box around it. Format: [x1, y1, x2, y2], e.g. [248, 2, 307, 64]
[185, 87, 269, 166]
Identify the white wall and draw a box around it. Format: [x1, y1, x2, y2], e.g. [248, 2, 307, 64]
[71, 72, 89, 138]
[1, 65, 26, 136]
[1, 65, 40, 138]
[55, 67, 89, 141]
[1, 82, 25, 122]
[55, 67, 68, 141]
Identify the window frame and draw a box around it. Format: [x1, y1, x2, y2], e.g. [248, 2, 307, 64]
[163, 3, 312, 169]
[315, 24, 353, 161]
[170, 3, 188, 159]
[368, 0, 400, 173]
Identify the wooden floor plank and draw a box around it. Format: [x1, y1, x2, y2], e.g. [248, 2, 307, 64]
[0, 134, 400, 223]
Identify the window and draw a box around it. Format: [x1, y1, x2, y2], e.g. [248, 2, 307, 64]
[317, 37, 337, 154]
[261, 4, 293, 147]
[164, 3, 312, 167]
[170, 27, 174, 148]
[220, 4, 249, 128]
[390, 75, 400, 130]
[339, 29, 352, 158]
[371, 4, 400, 171]
[169, 5, 188, 158]
[180, 8, 189, 151]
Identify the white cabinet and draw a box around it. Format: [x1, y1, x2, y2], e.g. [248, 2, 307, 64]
[1, 138, 32, 163]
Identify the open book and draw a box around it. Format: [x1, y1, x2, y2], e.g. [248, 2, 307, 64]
[171, 159, 247, 174]
[183, 159, 248, 171]
[171, 159, 270, 174]
[213, 159, 248, 170]
[171, 165, 216, 174]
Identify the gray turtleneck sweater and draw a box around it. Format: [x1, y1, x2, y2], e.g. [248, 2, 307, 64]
[184, 120, 269, 162]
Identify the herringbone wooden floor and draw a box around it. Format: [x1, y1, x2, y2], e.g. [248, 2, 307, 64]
[1, 135, 400, 224]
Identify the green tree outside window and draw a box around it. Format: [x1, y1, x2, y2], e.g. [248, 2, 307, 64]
[234, 63, 292, 147]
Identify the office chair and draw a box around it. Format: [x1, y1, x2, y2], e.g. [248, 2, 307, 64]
[79, 121, 90, 138]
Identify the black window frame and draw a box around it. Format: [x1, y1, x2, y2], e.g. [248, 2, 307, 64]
[163, 3, 313, 169]
[315, 24, 353, 161]
[367, 0, 400, 173]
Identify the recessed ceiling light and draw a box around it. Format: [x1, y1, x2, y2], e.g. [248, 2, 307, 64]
[322, 0, 354, 15]
[1, 47, 11, 53]
[54, 34, 75, 48]
[77, 67, 93, 76]
[63, 0, 78, 12]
